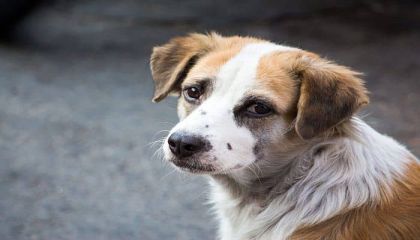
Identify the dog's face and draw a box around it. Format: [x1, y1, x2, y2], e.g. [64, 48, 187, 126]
[150, 33, 368, 174]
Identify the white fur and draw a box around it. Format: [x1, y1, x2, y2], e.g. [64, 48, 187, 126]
[211, 118, 414, 240]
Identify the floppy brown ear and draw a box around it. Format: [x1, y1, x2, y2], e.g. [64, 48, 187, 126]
[150, 33, 219, 102]
[292, 54, 369, 140]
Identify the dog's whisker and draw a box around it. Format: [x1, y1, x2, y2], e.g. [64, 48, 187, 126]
[151, 137, 166, 145]
[247, 163, 262, 184]
[146, 134, 168, 148]
[159, 168, 177, 182]
[146, 139, 165, 148]
[253, 162, 263, 176]
[152, 145, 165, 160]
[148, 129, 170, 142]
[154, 129, 171, 135]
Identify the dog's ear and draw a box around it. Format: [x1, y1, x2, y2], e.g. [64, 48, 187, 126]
[150, 33, 219, 102]
[289, 52, 369, 140]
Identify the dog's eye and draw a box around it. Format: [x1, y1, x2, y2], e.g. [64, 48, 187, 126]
[183, 86, 202, 102]
[245, 103, 273, 117]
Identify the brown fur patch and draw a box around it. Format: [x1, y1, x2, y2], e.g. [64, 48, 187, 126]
[151, 33, 264, 102]
[290, 159, 420, 240]
[256, 52, 300, 113]
[296, 58, 369, 139]
[260, 51, 369, 140]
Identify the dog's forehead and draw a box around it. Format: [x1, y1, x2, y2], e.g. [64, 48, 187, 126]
[213, 43, 297, 99]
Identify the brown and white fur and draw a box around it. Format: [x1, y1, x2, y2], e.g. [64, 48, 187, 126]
[150, 33, 420, 240]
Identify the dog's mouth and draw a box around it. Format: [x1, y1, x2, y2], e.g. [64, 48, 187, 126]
[170, 158, 245, 174]
[171, 159, 217, 173]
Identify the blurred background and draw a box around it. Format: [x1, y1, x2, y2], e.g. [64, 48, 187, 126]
[0, 0, 419, 239]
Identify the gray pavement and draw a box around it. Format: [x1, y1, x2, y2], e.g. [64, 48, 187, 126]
[0, 1, 419, 240]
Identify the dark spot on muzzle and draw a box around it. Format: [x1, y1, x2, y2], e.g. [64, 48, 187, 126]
[227, 143, 232, 150]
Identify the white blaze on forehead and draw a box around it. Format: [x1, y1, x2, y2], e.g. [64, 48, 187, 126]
[213, 42, 299, 103]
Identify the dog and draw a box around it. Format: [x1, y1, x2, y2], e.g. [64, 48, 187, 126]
[150, 33, 420, 240]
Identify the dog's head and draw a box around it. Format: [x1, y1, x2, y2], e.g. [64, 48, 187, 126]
[150, 33, 368, 174]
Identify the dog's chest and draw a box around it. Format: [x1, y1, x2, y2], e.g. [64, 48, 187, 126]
[209, 178, 314, 240]
[211, 186, 261, 240]
[210, 182, 296, 240]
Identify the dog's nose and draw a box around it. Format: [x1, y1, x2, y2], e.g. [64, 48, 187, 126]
[168, 132, 206, 158]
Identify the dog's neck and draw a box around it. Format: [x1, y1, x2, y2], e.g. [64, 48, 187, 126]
[209, 118, 412, 239]
[212, 146, 315, 205]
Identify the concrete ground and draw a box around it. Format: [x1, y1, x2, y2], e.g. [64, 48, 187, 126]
[0, 1, 419, 240]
